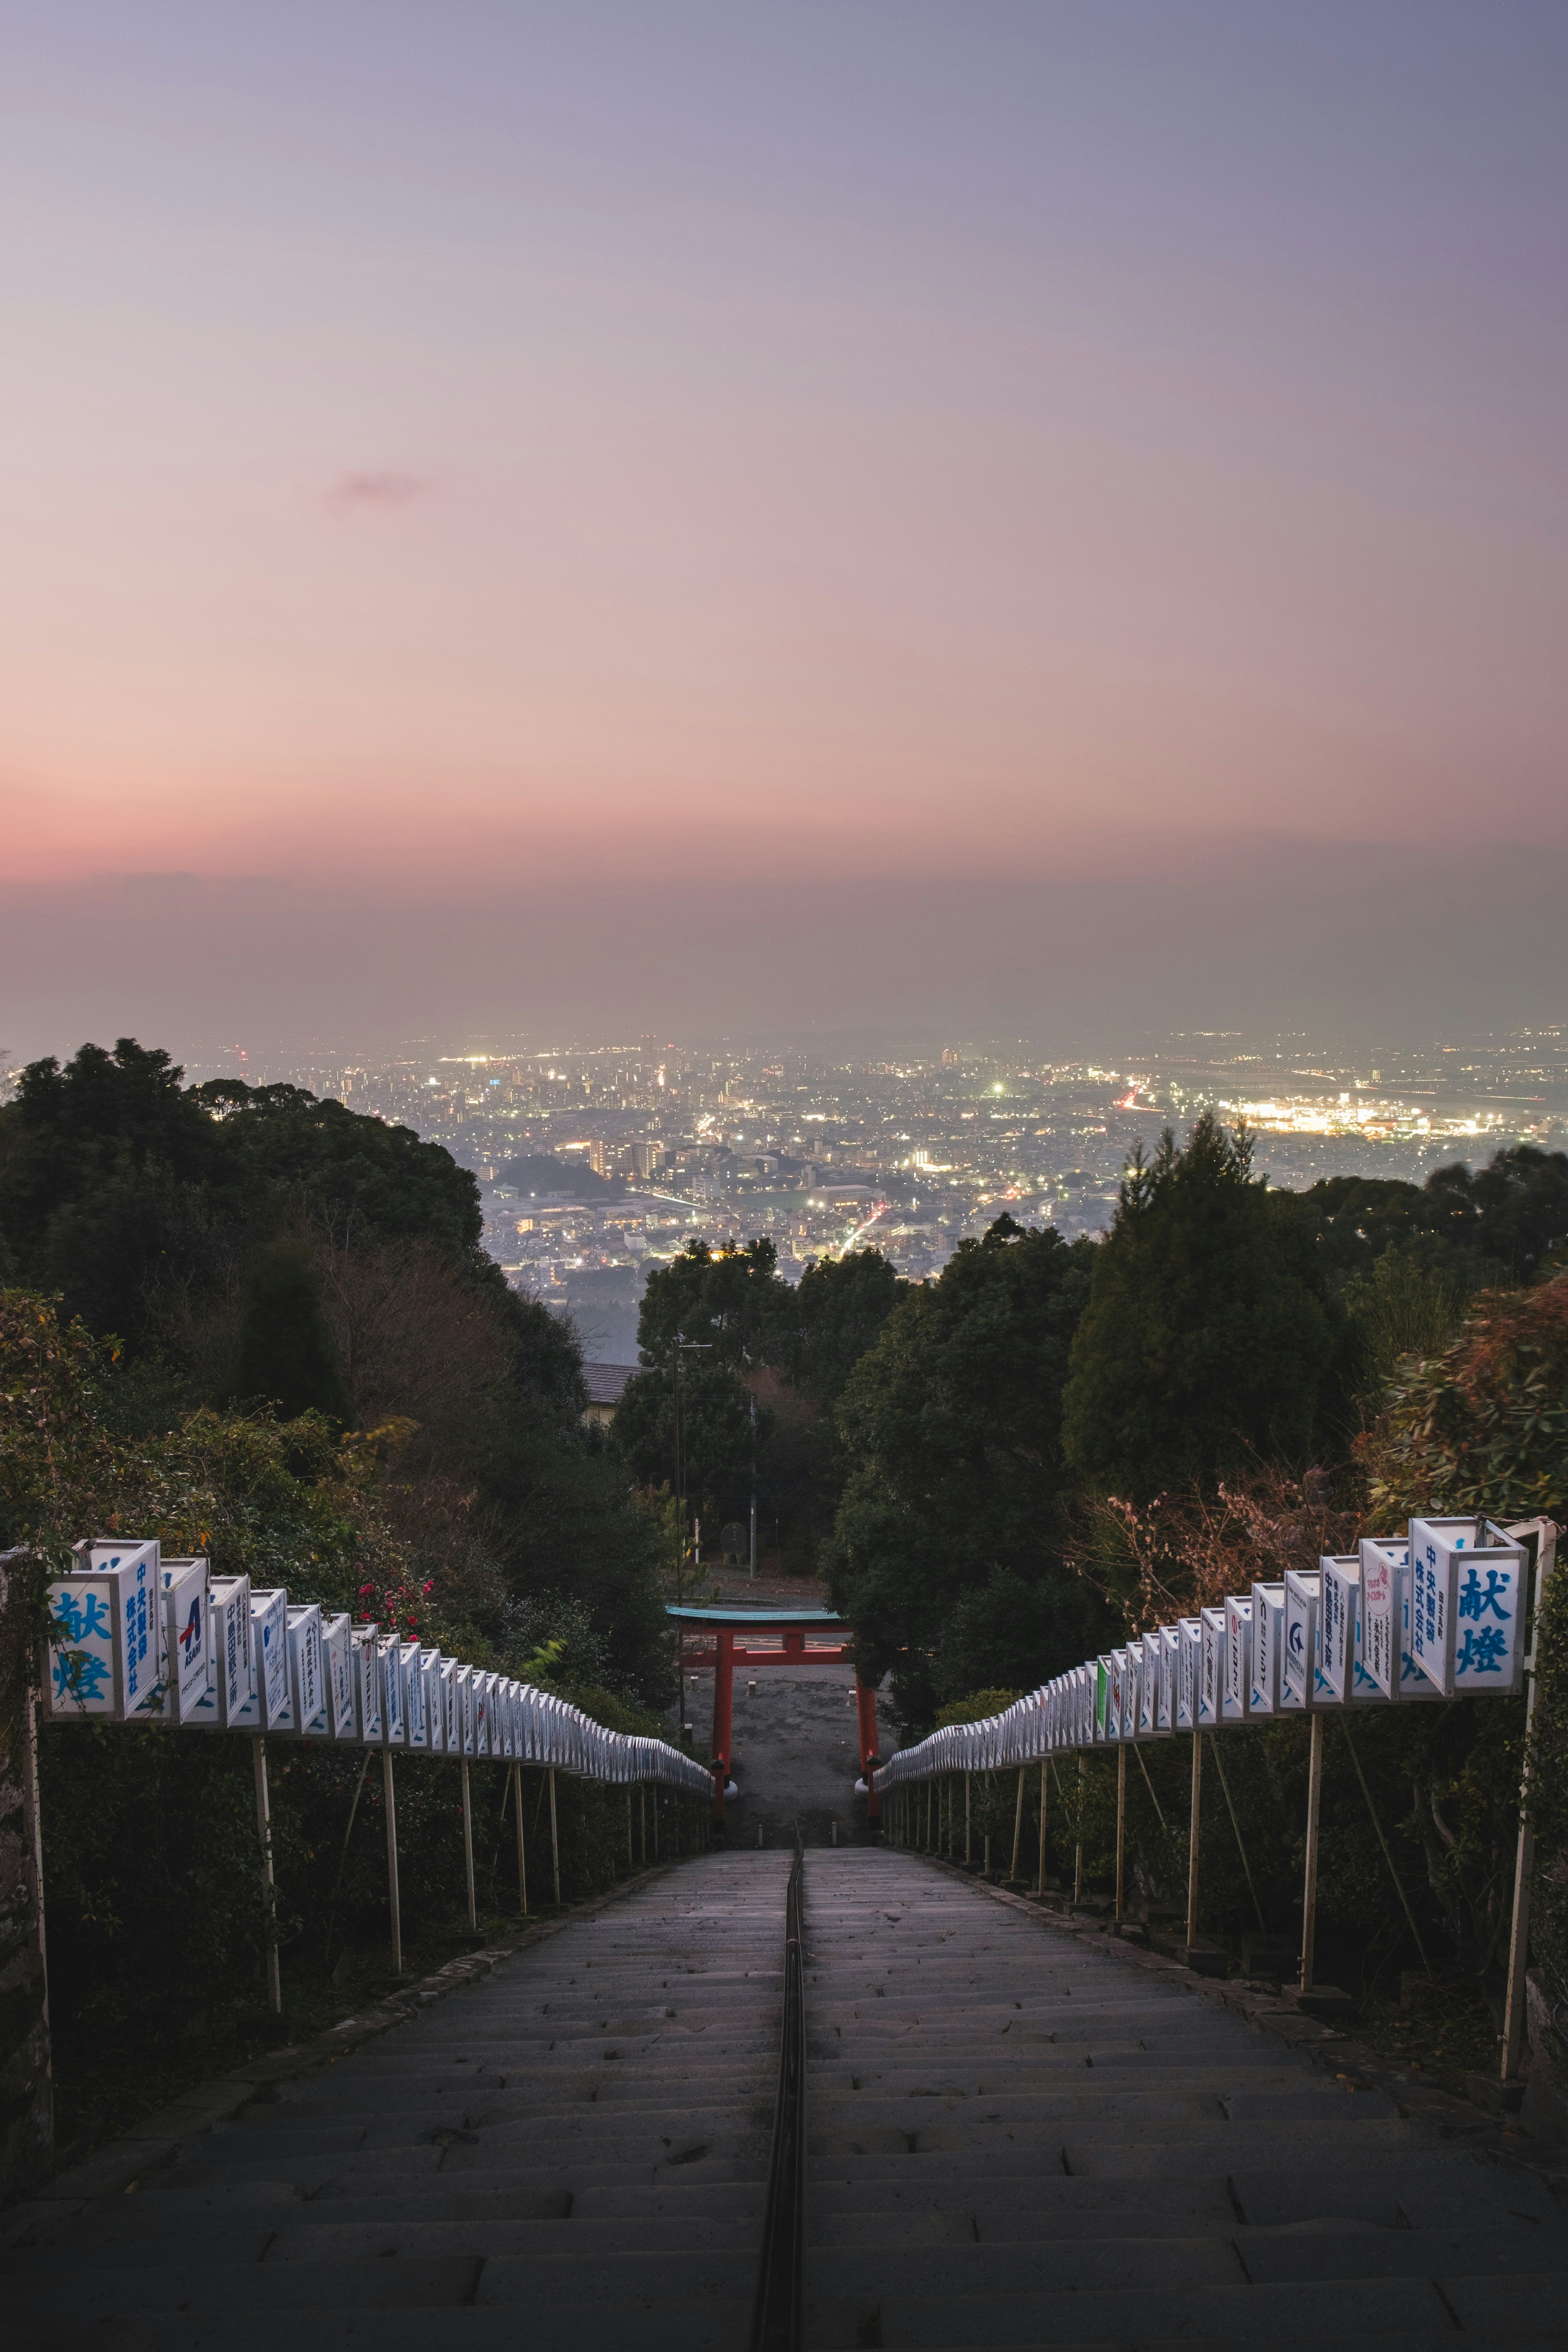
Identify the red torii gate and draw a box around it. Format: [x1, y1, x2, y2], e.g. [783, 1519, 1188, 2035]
[668, 1605, 882, 1834]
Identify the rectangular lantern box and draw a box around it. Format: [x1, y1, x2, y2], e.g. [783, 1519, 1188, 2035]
[1223, 1596, 1253, 1723]
[352, 1627, 384, 1741]
[321, 1614, 354, 1738]
[1089, 1657, 1106, 1743]
[1123, 1649, 1141, 1741]
[403, 1638, 428, 1750]
[439, 1659, 460, 1752]
[1198, 1608, 1225, 1728]
[421, 1651, 445, 1752]
[1158, 1626, 1179, 1732]
[1107, 1650, 1127, 1744]
[73, 1537, 160, 1581]
[229, 1589, 291, 1730]
[72, 1539, 165, 1701]
[493, 1676, 511, 1760]
[1250, 1583, 1285, 1714]
[502, 1680, 519, 1759]
[1138, 1634, 1158, 1736]
[1396, 1558, 1445, 1701]
[454, 1664, 476, 1756]
[470, 1670, 489, 1757]
[192, 1574, 254, 1729]
[147, 1557, 212, 1724]
[478, 1671, 499, 1755]
[45, 1564, 158, 1721]
[1409, 1517, 1527, 1697]
[379, 1636, 406, 1745]
[1359, 1540, 1403, 1700]
[287, 1605, 329, 1737]
[1177, 1619, 1201, 1731]
[1319, 1557, 1361, 1707]
[1281, 1569, 1320, 1710]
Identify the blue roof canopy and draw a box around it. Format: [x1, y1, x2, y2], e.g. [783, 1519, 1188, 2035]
[665, 1606, 844, 1625]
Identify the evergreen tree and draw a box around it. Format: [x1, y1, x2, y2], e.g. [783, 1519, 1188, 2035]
[1061, 1113, 1341, 1501]
[228, 1238, 352, 1425]
[822, 1214, 1107, 1721]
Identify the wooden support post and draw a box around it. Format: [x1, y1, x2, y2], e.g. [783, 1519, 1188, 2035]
[1185, 1730, 1201, 1952]
[548, 1766, 561, 1908]
[627, 1788, 634, 1868]
[640, 1781, 647, 1866]
[1074, 1756, 1085, 1905]
[1504, 1520, 1557, 2080]
[1300, 1712, 1323, 1993]
[513, 1763, 528, 1917]
[252, 1736, 282, 2014]
[653, 1786, 659, 1861]
[382, 1748, 402, 1977]
[1010, 1766, 1026, 1886]
[712, 1630, 734, 1828]
[1115, 1744, 1127, 1923]
[855, 1678, 881, 1830]
[461, 1756, 477, 1932]
[1037, 1760, 1048, 1895]
[964, 1771, 972, 1866]
[1209, 1733, 1266, 1935]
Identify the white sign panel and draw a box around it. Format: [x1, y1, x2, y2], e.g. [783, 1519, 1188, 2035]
[1250, 1583, 1285, 1714]
[1319, 1557, 1360, 1707]
[157, 1558, 211, 1724]
[322, 1614, 354, 1737]
[353, 1627, 383, 1741]
[192, 1574, 254, 1729]
[45, 1567, 149, 1720]
[1198, 1607, 1225, 1727]
[420, 1650, 445, 1752]
[1409, 1517, 1526, 1696]
[1281, 1569, 1320, 1709]
[379, 1636, 406, 1745]
[287, 1605, 329, 1737]
[1223, 1596, 1252, 1722]
[1358, 1540, 1401, 1699]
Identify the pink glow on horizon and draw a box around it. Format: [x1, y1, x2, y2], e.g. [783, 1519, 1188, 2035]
[1, 6, 1565, 903]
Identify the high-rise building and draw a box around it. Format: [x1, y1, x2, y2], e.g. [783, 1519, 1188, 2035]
[588, 1140, 608, 1179]
[631, 1140, 662, 1179]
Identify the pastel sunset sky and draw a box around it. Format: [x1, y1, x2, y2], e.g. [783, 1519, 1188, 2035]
[3, 3, 1565, 1053]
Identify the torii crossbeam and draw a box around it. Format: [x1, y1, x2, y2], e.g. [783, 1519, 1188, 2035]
[667, 1605, 881, 1835]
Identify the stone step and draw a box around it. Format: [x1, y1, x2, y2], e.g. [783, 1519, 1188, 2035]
[802, 2273, 1563, 2346]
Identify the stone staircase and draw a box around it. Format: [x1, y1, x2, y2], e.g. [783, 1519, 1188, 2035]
[8, 1844, 1568, 2349]
[4, 1851, 790, 2351]
[804, 1849, 1567, 2346]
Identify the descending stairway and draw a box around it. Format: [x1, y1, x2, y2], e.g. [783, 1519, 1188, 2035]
[6, 1852, 790, 2352]
[805, 1849, 1568, 2348]
[9, 1844, 1568, 2350]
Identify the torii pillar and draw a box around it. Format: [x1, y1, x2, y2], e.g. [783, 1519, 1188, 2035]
[667, 1605, 880, 1838]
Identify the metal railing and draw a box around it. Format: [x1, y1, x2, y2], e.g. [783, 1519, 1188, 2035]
[750, 1831, 806, 2352]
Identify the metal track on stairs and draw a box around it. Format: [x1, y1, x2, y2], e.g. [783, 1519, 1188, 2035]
[749, 1834, 806, 2352]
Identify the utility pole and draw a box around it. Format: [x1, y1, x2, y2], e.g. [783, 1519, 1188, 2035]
[671, 1338, 711, 1600]
[749, 1393, 757, 1579]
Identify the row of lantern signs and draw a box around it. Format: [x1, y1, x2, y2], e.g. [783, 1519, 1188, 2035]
[42, 1539, 713, 1794]
[875, 1516, 1531, 1787]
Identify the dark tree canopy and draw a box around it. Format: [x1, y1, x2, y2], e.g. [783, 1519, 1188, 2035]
[823, 1215, 1107, 1721]
[1293, 1146, 1568, 1291]
[1062, 1113, 1343, 1503]
[766, 1247, 905, 1412]
[227, 1237, 352, 1425]
[634, 1237, 788, 1369]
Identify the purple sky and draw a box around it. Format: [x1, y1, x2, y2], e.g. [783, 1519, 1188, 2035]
[3, 4, 1564, 1056]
